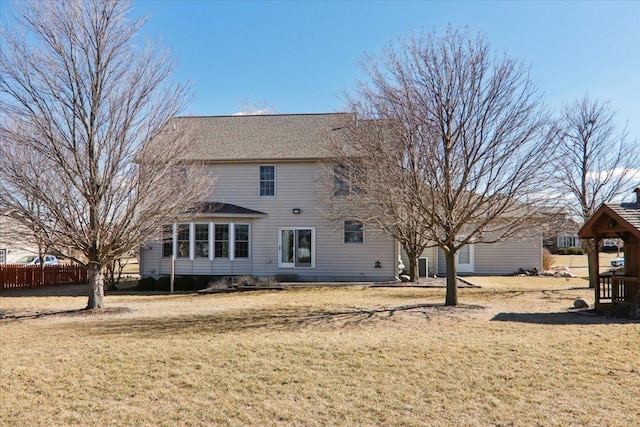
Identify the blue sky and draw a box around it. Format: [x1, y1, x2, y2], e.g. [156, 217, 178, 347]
[2, 0, 639, 141]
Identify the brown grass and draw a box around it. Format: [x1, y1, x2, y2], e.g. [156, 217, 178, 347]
[1, 280, 639, 427]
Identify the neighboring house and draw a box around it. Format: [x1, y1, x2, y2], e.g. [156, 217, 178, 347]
[545, 232, 583, 253]
[140, 113, 542, 281]
[402, 237, 542, 278]
[140, 113, 398, 282]
[0, 211, 40, 264]
[541, 208, 583, 253]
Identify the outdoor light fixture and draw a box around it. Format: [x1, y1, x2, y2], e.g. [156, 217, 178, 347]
[375, 260, 382, 268]
[609, 219, 617, 228]
[292, 208, 301, 214]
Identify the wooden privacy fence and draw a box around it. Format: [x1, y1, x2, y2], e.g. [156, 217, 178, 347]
[0, 265, 87, 291]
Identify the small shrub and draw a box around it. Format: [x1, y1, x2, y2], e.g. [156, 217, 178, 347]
[208, 276, 233, 289]
[275, 274, 298, 282]
[137, 276, 157, 291]
[542, 248, 553, 271]
[195, 276, 213, 290]
[256, 276, 278, 287]
[156, 276, 171, 292]
[175, 275, 196, 291]
[232, 275, 278, 288]
[556, 247, 584, 256]
[235, 275, 257, 287]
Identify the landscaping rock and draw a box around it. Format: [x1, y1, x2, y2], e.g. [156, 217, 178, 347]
[554, 271, 578, 278]
[514, 267, 540, 276]
[399, 274, 410, 282]
[573, 298, 589, 309]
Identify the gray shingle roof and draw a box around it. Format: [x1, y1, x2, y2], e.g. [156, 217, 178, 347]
[191, 202, 266, 216]
[607, 202, 640, 230]
[162, 113, 353, 162]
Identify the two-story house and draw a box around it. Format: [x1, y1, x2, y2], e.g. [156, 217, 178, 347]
[140, 112, 542, 282]
[139, 113, 399, 282]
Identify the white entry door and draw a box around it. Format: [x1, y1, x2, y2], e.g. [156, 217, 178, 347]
[456, 244, 474, 273]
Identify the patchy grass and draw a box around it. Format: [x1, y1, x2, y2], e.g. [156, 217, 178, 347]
[1, 283, 638, 426]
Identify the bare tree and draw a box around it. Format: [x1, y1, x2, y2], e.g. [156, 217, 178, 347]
[550, 95, 640, 288]
[322, 120, 436, 283]
[326, 27, 554, 305]
[0, 0, 213, 308]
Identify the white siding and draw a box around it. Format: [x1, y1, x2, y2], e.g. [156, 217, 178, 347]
[435, 238, 542, 276]
[401, 246, 437, 277]
[0, 215, 40, 263]
[141, 161, 396, 281]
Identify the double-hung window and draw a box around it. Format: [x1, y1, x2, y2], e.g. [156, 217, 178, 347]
[162, 225, 173, 257]
[333, 164, 363, 196]
[194, 224, 209, 258]
[259, 165, 276, 197]
[234, 224, 249, 258]
[344, 220, 364, 244]
[176, 224, 190, 258]
[215, 224, 230, 258]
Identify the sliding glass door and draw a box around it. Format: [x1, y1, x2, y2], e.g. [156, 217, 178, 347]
[279, 228, 314, 268]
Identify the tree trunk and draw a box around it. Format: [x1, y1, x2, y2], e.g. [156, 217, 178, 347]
[408, 251, 419, 282]
[445, 251, 458, 306]
[86, 262, 104, 309]
[585, 241, 598, 289]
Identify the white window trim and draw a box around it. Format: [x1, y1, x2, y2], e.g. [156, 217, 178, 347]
[189, 222, 195, 260]
[229, 222, 235, 261]
[343, 220, 365, 245]
[258, 165, 277, 198]
[172, 223, 177, 259]
[209, 222, 215, 261]
[456, 244, 475, 273]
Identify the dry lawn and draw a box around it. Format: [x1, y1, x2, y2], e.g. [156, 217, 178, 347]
[1, 278, 639, 427]
[551, 252, 620, 279]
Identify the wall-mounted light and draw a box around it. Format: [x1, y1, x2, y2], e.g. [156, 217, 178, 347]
[374, 260, 382, 268]
[608, 219, 617, 228]
[292, 208, 301, 214]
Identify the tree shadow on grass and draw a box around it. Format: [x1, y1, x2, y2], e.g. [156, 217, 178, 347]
[80, 303, 484, 338]
[0, 306, 131, 321]
[0, 284, 88, 297]
[491, 311, 639, 325]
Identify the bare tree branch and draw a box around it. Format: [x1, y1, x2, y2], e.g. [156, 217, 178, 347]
[322, 27, 555, 305]
[0, 0, 214, 308]
[550, 95, 640, 288]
